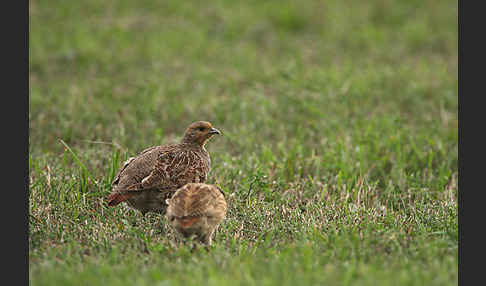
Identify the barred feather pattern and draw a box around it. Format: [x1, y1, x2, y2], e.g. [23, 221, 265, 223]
[107, 144, 211, 215]
[166, 183, 227, 245]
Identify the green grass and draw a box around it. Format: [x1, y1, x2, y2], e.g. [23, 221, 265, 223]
[29, 0, 458, 285]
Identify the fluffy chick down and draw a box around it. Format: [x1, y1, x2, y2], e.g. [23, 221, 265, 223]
[166, 183, 227, 246]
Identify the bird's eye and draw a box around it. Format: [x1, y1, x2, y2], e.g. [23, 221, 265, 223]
[198, 127, 205, 132]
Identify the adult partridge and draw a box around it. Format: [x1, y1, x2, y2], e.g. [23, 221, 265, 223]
[106, 121, 221, 215]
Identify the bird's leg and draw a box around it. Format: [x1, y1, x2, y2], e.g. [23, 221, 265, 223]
[190, 241, 198, 253]
[201, 230, 214, 248]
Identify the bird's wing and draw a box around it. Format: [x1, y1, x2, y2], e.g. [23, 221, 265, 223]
[111, 146, 158, 187]
[126, 149, 209, 192]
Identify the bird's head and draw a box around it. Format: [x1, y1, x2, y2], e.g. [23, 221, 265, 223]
[181, 121, 221, 146]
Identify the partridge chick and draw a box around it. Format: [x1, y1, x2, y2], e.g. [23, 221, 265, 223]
[107, 121, 221, 216]
[166, 183, 227, 246]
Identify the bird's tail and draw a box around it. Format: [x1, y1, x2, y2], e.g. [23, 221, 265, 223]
[106, 193, 136, 206]
[178, 216, 200, 228]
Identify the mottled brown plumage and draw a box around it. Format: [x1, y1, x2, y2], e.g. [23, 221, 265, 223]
[106, 121, 221, 215]
[166, 183, 227, 246]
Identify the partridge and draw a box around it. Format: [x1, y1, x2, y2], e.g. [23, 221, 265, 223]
[166, 183, 227, 246]
[107, 121, 221, 215]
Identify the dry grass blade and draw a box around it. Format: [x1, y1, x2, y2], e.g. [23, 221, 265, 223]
[59, 139, 99, 189]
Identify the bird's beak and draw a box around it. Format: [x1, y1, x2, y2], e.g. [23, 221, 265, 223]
[209, 127, 221, 135]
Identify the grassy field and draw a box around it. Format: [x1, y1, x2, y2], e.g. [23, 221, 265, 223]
[29, 0, 458, 285]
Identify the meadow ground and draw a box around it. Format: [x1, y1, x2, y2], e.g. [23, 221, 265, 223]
[29, 0, 458, 285]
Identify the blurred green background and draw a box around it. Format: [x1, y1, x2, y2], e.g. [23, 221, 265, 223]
[29, 0, 457, 154]
[29, 0, 457, 285]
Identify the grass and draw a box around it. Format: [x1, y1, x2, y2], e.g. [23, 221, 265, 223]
[29, 0, 458, 285]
